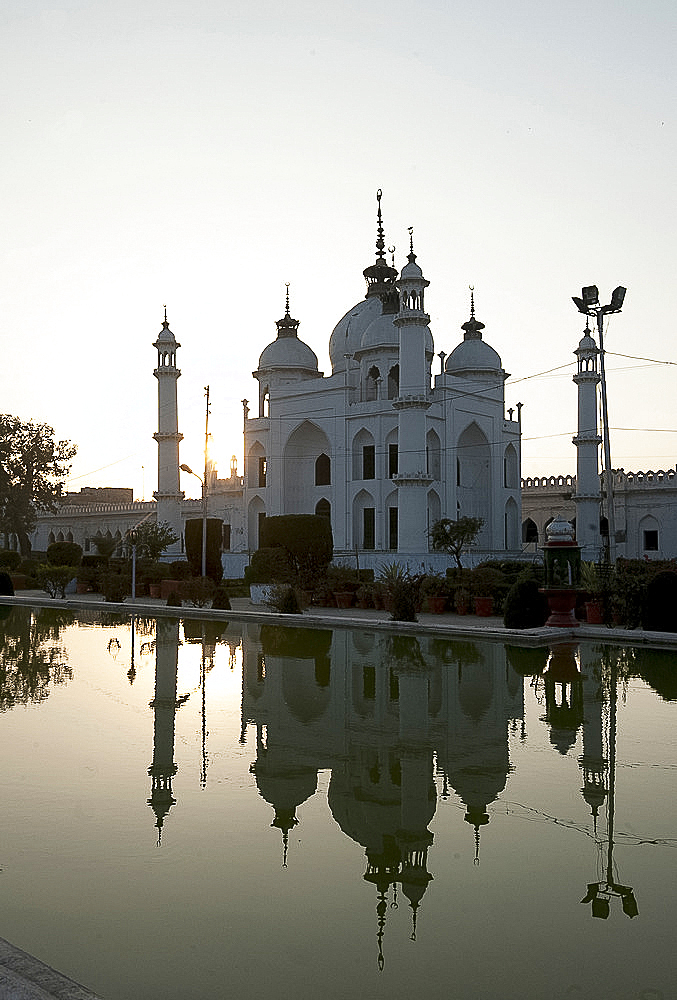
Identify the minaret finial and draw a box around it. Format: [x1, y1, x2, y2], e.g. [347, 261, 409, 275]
[375, 188, 385, 260]
[388, 245, 396, 268]
[163, 304, 168, 327]
[408, 226, 414, 255]
[469, 285, 475, 318]
[285, 282, 290, 316]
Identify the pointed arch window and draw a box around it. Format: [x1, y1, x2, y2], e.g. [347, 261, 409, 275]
[388, 365, 399, 400]
[315, 453, 331, 486]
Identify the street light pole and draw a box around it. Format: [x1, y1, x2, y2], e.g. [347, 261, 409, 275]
[572, 286, 626, 564]
[179, 463, 206, 577]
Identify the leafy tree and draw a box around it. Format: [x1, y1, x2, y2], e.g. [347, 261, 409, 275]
[430, 516, 485, 570]
[0, 415, 77, 556]
[132, 520, 178, 560]
[47, 541, 82, 566]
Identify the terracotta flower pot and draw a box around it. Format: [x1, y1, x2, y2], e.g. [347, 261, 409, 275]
[474, 596, 494, 617]
[334, 591, 354, 609]
[427, 596, 447, 614]
[585, 600, 603, 624]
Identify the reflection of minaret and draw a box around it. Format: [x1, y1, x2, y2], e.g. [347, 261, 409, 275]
[394, 641, 434, 939]
[578, 647, 607, 828]
[148, 617, 189, 844]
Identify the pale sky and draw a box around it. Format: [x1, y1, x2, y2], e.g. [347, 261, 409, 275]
[2, 0, 675, 500]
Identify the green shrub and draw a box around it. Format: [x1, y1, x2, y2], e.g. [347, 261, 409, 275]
[100, 571, 129, 603]
[642, 571, 677, 632]
[166, 590, 182, 607]
[185, 519, 223, 583]
[36, 564, 76, 599]
[378, 563, 424, 622]
[0, 550, 21, 571]
[211, 584, 232, 610]
[47, 541, 83, 566]
[183, 576, 216, 607]
[503, 575, 549, 629]
[264, 584, 302, 614]
[612, 559, 676, 628]
[0, 571, 14, 596]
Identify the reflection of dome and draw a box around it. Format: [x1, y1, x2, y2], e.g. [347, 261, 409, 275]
[281, 659, 331, 723]
[328, 768, 401, 852]
[458, 662, 494, 722]
[329, 297, 382, 372]
[253, 757, 318, 814]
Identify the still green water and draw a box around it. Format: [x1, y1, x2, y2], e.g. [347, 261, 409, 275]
[0, 605, 674, 1000]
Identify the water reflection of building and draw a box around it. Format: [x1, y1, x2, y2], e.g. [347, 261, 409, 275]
[147, 617, 189, 843]
[240, 624, 525, 964]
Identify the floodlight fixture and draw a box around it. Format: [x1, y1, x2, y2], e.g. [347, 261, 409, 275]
[572, 296, 587, 314]
[581, 285, 600, 308]
[610, 285, 626, 311]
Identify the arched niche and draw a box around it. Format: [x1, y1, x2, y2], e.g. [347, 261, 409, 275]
[504, 444, 518, 489]
[457, 422, 490, 543]
[352, 428, 375, 481]
[247, 440, 267, 488]
[283, 421, 332, 513]
[426, 429, 441, 481]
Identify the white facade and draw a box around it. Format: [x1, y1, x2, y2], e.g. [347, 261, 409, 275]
[244, 197, 523, 569]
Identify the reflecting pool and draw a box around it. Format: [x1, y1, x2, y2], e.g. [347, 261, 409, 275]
[0, 605, 675, 1000]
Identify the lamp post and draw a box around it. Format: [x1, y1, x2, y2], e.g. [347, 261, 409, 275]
[129, 527, 138, 601]
[572, 285, 626, 563]
[180, 463, 207, 577]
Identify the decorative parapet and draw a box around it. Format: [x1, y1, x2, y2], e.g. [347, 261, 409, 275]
[611, 467, 677, 488]
[522, 467, 677, 493]
[521, 475, 576, 491]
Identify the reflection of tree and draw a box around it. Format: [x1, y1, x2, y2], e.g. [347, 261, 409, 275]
[0, 606, 73, 711]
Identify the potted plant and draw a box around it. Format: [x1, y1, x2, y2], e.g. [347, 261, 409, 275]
[581, 562, 603, 624]
[421, 572, 448, 614]
[470, 565, 504, 616]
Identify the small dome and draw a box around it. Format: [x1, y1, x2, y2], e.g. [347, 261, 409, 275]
[154, 318, 178, 346]
[358, 312, 399, 353]
[577, 333, 597, 352]
[400, 253, 423, 280]
[445, 338, 502, 374]
[329, 296, 382, 372]
[258, 336, 318, 372]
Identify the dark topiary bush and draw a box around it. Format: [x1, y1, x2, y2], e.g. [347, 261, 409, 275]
[36, 564, 76, 599]
[47, 541, 83, 566]
[185, 519, 223, 583]
[166, 590, 182, 607]
[0, 550, 21, 571]
[503, 575, 549, 629]
[642, 571, 677, 632]
[244, 547, 293, 586]
[0, 571, 15, 596]
[169, 560, 191, 580]
[260, 514, 333, 591]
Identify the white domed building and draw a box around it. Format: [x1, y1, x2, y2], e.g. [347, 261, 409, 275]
[243, 193, 523, 567]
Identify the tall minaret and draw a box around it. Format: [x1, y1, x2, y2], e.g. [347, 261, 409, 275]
[573, 321, 602, 561]
[393, 230, 432, 555]
[153, 308, 184, 553]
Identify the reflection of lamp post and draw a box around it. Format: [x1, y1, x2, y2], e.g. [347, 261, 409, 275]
[580, 653, 638, 920]
[180, 463, 207, 577]
[572, 285, 626, 563]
